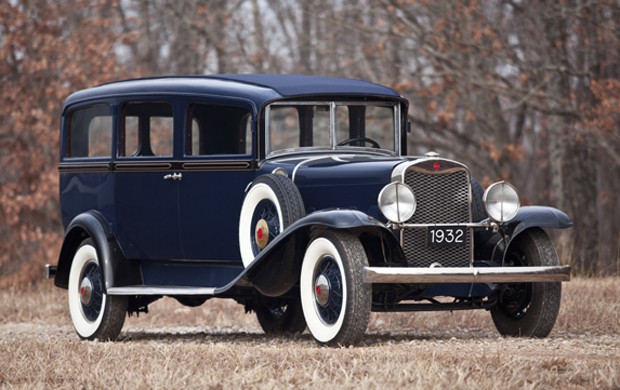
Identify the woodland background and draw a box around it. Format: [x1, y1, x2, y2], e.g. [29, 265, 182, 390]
[0, 0, 619, 286]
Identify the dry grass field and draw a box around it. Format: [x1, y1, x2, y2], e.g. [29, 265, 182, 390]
[1, 278, 619, 389]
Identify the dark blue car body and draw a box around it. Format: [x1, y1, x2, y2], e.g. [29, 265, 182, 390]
[50, 75, 572, 344]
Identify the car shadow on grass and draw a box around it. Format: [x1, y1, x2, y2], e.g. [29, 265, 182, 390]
[119, 329, 315, 345]
[118, 328, 497, 346]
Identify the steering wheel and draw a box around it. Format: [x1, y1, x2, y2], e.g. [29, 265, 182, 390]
[337, 137, 381, 149]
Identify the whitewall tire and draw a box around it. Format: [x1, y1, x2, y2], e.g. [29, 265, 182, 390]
[300, 231, 371, 345]
[68, 240, 127, 341]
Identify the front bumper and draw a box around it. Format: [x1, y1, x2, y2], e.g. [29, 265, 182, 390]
[363, 265, 571, 284]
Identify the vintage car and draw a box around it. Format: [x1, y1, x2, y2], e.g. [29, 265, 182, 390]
[46, 75, 572, 345]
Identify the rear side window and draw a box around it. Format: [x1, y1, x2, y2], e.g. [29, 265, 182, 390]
[187, 104, 252, 156]
[120, 102, 174, 157]
[67, 105, 112, 158]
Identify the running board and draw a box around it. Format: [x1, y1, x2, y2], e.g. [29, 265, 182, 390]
[363, 265, 571, 284]
[107, 286, 217, 296]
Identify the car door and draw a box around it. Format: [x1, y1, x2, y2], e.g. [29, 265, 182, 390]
[178, 100, 255, 262]
[113, 100, 183, 260]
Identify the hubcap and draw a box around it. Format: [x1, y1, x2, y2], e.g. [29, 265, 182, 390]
[314, 274, 330, 307]
[251, 199, 280, 255]
[80, 277, 93, 305]
[313, 256, 343, 325]
[255, 219, 270, 249]
[79, 262, 104, 322]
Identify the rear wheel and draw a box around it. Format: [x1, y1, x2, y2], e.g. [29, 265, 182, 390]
[68, 239, 127, 341]
[255, 298, 306, 334]
[300, 231, 371, 346]
[491, 229, 562, 337]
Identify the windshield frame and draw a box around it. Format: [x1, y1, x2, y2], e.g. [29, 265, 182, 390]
[264, 100, 401, 158]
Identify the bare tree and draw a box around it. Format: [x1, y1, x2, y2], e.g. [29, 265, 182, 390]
[1, 0, 618, 285]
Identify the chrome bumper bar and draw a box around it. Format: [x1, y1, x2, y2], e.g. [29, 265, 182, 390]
[44, 264, 57, 279]
[363, 265, 571, 284]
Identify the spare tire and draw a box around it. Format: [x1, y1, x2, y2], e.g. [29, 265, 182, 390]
[238, 174, 305, 267]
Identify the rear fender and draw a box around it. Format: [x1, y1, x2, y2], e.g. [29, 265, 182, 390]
[55, 211, 140, 290]
[244, 209, 402, 297]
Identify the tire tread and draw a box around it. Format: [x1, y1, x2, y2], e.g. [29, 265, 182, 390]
[491, 229, 562, 338]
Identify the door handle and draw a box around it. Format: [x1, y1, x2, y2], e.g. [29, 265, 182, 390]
[163, 172, 182, 181]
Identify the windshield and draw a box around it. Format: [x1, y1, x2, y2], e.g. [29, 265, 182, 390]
[265, 101, 399, 156]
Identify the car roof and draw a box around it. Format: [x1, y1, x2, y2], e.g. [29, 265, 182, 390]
[62, 74, 405, 112]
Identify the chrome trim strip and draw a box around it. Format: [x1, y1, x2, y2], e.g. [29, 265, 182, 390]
[390, 221, 497, 229]
[268, 101, 398, 107]
[58, 162, 111, 173]
[107, 286, 216, 295]
[114, 162, 172, 171]
[363, 265, 571, 284]
[391, 157, 470, 181]
[265, 104, 271, 157]
[291, 155, 349, 183]
[182, 161, 251, 170]
[329, 101, 336, 148]
[395, 103, 401, 155]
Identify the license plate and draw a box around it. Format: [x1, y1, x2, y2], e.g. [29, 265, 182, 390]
[427, 226, 467, 248]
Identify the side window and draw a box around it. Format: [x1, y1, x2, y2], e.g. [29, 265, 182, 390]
[120, 102, 174, 157]
[187, 104, 251, 156]
[67, 105, 112, 158]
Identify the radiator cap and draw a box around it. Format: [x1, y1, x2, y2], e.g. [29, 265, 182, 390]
[425, 151, 439, 158]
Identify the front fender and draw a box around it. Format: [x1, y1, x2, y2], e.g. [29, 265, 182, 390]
[238, 209, 400, 297]
[505, 206, 573, 238]
[478, 206, 572, 264]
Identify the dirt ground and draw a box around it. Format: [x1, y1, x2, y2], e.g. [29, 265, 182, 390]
[0, 278, 618, 389]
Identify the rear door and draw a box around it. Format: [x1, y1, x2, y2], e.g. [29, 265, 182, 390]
[113, 100, 183, 260]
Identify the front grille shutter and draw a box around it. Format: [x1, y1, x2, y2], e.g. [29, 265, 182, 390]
[402, 166, 472, 267]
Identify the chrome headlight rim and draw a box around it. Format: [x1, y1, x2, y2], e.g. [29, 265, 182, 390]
[482, 181, 520, 223]
[378, 182, 416, 223]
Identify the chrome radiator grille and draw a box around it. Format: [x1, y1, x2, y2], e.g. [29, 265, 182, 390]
[402, 167, 472, 267]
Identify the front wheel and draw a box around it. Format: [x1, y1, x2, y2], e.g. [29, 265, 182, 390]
[68, 239, 127, 341]
[491, 229, 562, 337]
[300, 231, 371, 346]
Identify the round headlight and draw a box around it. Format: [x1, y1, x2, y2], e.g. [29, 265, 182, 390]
[483, 181, 520, 223]
[378, 182, 416, 223]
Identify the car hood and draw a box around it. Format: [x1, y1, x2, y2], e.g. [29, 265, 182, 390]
[260, 153, 412, 220]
